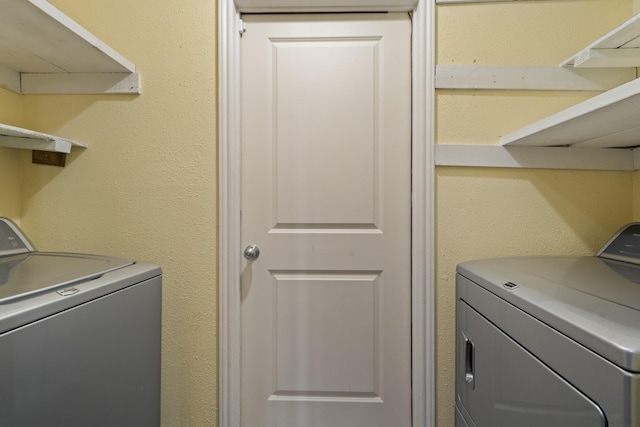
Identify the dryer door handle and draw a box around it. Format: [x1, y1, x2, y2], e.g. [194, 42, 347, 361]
[464, 336, 475, 390]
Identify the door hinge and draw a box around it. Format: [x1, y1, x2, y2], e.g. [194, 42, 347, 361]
[239, 19, 246, 37]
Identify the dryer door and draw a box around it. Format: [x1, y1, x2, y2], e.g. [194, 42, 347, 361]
[456, 300, 606, 427]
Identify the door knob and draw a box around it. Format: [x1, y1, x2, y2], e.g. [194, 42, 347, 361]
[243, 245, 260, 261]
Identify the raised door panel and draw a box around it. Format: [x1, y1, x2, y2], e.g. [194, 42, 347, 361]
[274, 39, 379, 227]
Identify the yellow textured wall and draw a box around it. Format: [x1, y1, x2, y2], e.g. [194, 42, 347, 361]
[16, 1, 218, 425]
[436, 1, 634, 425]
[0, 88, 23, 222]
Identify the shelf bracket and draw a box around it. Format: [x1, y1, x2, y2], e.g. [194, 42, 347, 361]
[32, 150, 67, 167]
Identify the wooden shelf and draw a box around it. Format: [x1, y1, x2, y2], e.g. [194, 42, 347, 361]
[562, 12, 640, 68]
[0, 0, 139, 94]
[0, 123, 86, 153]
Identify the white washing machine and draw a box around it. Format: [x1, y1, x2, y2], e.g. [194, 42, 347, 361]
[456, 224, 640, 427]
[0, 218, 161, 427]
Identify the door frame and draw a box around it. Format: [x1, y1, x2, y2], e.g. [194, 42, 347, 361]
[217, 1, 435, 426]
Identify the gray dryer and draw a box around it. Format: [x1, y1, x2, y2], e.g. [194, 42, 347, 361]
[456, 224, 640, 427]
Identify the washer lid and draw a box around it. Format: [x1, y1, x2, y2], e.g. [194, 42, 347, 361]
[0, 252, 133, 303]
[458, 256, 640, 373]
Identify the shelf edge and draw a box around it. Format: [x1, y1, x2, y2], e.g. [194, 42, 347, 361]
[0, 123, 87, 154]
[435, 144, 636, 171]
[21, 72, 141, 95]
[0, 136, 72, 154]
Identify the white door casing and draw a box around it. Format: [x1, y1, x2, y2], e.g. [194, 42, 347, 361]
[217, 1, 435, 426]
[241, 14, 411, 427]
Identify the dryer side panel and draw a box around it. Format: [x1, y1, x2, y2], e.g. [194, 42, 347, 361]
[457, 299, 606, 427]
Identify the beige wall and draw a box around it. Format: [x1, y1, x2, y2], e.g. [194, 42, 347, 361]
[2, 1, 219, 425]
[0, 88, 23, 222]
[436, 1, 635, 425]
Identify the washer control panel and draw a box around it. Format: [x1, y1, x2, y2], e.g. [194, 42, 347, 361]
[598, 223, 640, 264]
[0, 218, 34, 255]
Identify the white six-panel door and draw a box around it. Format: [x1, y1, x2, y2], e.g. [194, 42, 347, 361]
[241, 14, 412, 427]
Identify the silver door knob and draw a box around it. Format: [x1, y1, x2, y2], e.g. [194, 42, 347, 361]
[243, 245, 260, 260]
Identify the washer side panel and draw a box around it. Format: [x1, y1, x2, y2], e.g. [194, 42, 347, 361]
[0, 276, 161, 427]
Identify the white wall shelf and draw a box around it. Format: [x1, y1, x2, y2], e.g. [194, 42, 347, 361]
[561, 12, 640, 68]
[0, 122, 87, 166]
[0, 123, 86, 153]
[490, 12, 640, 156]
[501, 76, 640, 148]
[433, 9, 640, 168]
[0, 0, 139, 94]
